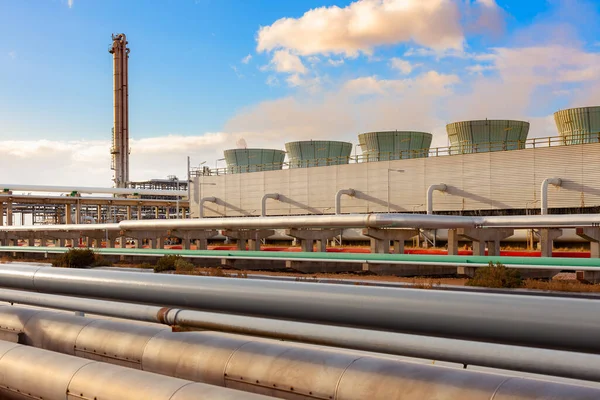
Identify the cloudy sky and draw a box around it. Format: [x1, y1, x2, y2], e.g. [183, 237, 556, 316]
[0, 0, 599, 186]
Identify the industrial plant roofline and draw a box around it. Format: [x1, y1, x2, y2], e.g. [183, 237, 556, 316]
[0, 184, 187, 197]
[192, 132, 600, 177]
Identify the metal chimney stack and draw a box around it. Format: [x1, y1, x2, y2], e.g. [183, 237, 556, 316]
[109, 33, 130, 188]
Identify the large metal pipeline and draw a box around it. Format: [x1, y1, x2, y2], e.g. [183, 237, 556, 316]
[0, 306, 599, 400]
[0, 265, 599, 353]
[2, 212, 600, 235]
[1, 288, 599, 382]
[0, 339, 270, 400]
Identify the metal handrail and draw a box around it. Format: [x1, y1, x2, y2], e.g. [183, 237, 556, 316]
[189, 133, 600, 177]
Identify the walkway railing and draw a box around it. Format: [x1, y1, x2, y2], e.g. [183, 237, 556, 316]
[191, 133, 600, 176]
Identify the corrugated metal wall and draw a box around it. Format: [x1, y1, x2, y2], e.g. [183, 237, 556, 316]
[192, 143, 600, 217]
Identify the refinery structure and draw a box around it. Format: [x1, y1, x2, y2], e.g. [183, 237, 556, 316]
[2, 33, 600, 400]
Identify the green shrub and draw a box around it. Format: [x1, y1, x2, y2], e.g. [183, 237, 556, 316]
[466, 262, 523, 288]
[52, 248, 97, 269]
[139, 262, 155, 269]
[174, 258, 195, 273]
[154, 255, 181, 273]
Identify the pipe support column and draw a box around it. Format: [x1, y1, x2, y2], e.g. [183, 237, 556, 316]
[362, 228, 419, 254]
[285, 229, 338, 252]
[539, 228, 562, 258]
[223, 229, 275, 251]
[457, 228, 514, 256]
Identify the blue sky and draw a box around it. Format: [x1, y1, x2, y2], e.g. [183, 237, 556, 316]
[0, 0, 599, 185]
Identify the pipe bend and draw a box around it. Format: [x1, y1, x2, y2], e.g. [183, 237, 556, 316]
[426, 184, 447, 215]
[335, 189, 356, 215]
[199, 197, 217, 218]
[540, 178, 562, 215]
[261, 193, 280, 217]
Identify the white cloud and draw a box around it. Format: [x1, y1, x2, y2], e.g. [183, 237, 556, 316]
[257, 0, 475, 57]
[266, 75, 279, 87]
[389, 58, 414, 74]
[230, 65, 243, 78]
[465, 64, 495, 75]
[327, 58, 344, 67]
[67, 0, 74, 8]
[0, 133, 232, 186]
[241, 54, 252, 64]
[7, 51, 16, 60]
[343, 70, 458, 96]
[270, 50, 307, 74]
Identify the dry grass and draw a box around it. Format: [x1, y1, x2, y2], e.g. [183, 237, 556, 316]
[523, 279, 600, 293]
[410, 278, 442, 289]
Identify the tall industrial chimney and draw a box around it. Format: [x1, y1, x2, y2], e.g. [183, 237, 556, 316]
[109, 33, 130, 188]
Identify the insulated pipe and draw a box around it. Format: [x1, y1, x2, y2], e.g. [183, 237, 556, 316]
[335, 189, 355, 215]
[199, 196, 217, 218]
[426, 184, 447, 215]
[1, 265, 600, 353]
[261, 193, 280, 217]
[0, 339, 268, 400]
[541, 178, 562, 215]
[0, 183, 186, 197]
[7, 212, 600, 234]
[2, 289, 600, 383]
[2, 309, 600, 400]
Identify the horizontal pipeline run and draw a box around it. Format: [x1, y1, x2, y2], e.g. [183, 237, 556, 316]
[3, 212, 600, 234]
[0, 339, 268, 400]
[0, 183, 187, 197]
[1, 288, 600, 383]
[0, 265, 599, 354]
[0, 246, 598, 270]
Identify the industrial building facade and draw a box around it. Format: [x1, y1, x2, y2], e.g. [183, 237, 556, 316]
[191, 140, 600, 217]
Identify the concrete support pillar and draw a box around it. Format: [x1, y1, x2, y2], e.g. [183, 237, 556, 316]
[172, 230, 218, 251]
[155, 207, 160, 219]
[362, 228, 418, 254]
[126, 206, 132, 220]
[65, 204, 72, 225]
[576, 227, 600, 258]
[75, 199, 81, 225]
[285, 229, 338, 252]
[182, 207, 187, 219]
[6, 200, 13, 226]
[166, 207, 170, 219]
[457, 228, 514, 256]
[97, 205, 102, 224]
[156, 237, 165, 249]
[539, 228, 562, 258]
[447, 229, 459, 255]
[0, 203, 3, 226]
[223, 229, 275, 251]
[137, 206, 142, 220]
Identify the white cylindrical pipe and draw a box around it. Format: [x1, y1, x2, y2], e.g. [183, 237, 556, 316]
[541, 178, 562, 215]
[199, 196, 217, 218]
[261, 193, 280, 217]
[426, 184, 447, 215]
[335, 189, 355, 215]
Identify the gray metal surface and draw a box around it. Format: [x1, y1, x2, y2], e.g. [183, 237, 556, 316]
[2, 289, 600, 383]
[1, 265, 600, 353]
[193, 141, 600, 216]
[4, 306, 600, 399]
[0, 339, 271, 400]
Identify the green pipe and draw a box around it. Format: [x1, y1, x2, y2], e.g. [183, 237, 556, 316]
[1, 246, 599, 268]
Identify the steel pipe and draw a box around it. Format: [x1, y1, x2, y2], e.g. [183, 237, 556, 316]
[426, 184, 447, 215]
[199, 196, 217, 218]
[261, 193, 280, 217]
[0, 265, 599, 353]
[335, 189, 355, 215]
[541, 178, 562, 215]
[0, 339, 268, 400]
[1, 289, 600, 383]
[0, 183, 187, 197]
[7, 212, 600, 235]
